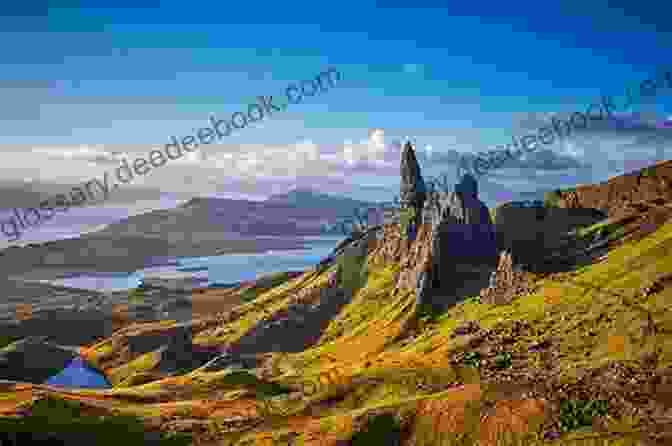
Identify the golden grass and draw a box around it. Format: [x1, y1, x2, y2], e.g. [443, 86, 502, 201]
[6, 221, 672, 445]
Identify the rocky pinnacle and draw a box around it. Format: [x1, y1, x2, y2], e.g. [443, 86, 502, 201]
[400, 141, 427, 214]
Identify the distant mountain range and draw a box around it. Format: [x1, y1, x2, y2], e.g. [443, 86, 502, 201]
[174, 188, 379, 236]
[0, 188, 380, 277]
[0, 180, 174, 209]
[266, 188, 372, 211]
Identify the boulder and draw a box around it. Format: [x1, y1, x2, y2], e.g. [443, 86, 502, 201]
[479, 251, 531, 305]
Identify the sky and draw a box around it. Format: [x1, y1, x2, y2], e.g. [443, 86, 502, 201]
[1, 0, 671, 207]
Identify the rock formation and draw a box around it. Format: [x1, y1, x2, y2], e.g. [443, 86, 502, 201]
[479, 251, 531, 305]
[394, 168, 498, 314]
[423, 174, 496, 286]
[554, 160, 672, 218]
[399, 142, 427, 237]
[426, 174, 497, 265]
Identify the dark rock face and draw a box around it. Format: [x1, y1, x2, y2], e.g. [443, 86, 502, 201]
[415, 174, 497, 312]
[227, 287, 351, 356]
[432, 193, 497, 265]
[455, 172, 478, 197]
[426, 175, 497, 271]
[415, 270, 432, 313]
[399, 142, 427, 223]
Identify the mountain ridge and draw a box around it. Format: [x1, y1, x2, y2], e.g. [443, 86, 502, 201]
[1, 158, 672, 445]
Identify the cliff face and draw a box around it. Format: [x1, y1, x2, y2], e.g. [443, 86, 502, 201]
[556, 160, 672, 217]
[395, 164, 498, 312]
[392, 223, 434, 292]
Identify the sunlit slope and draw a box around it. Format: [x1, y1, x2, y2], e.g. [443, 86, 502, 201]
[1, 219, 671, 445]
[233, 220, 672, 445]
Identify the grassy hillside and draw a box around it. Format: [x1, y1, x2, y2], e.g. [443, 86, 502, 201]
[2, 164, 672, 445]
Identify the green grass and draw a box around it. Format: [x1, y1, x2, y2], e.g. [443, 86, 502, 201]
[641, 166, 657, 178]
[240, 272, 295, 303]
[544, 187, 577, 208]
[398, 207, 415, 240]
[239, 287, 262, 303]
[558, 399, 609, 433]
[493, 351, 512, 369]
[128, 288, 146, 305]
[544, 190, 563, 208]
[463, 351, 482, 368]
[350, 413, 402, 445]
[489, 207, 497, 224]
[217, 370, 292, 397]
[576, 219, 626, 242]
[463, 296, 482, 305]
[337, 246, 368, 297]
[0, 335, 22, 350]
[0, 396, 193, 445]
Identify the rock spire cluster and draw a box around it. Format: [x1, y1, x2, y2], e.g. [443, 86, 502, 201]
[397, 142, 497, 313]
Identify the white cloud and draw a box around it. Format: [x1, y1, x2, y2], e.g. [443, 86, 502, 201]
[294, 139, 320, 162]
[365, 128, 386, 160]
[31, 145, 129, 164]
[339, 129, 393, 166]
[424, 144, 433, 159]
[342, 139, 356, 165]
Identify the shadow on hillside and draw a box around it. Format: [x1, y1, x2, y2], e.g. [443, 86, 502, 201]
[425, 264, 495, 313]
[494, 206, 608, 274]
[0, 340, 77, 383]
[227, 287, 352, 358]
[188, 287, 355, 373]
[0, 309, 123, 346]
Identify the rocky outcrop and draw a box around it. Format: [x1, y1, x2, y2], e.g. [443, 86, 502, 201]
[396, 173, 497, 313]
[400, 142, 427, 211]
[496, 162, 672, 272]
[479, 251, 532, 305]
[395, 223, 434, 293]
[427, 178, 497, 265]
[555, 160, 672, 217]
[400, 142, 427, 237]
[494, 204, 607, 268]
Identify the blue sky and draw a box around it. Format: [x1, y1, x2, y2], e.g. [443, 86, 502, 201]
[1, 0, 671, 205]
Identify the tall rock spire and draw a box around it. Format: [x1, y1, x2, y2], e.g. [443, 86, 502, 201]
[399, 141, 426, 209]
